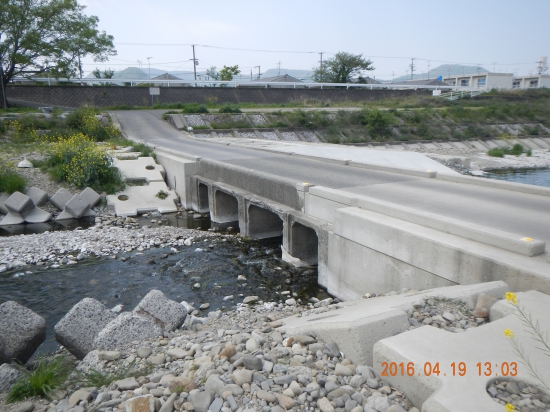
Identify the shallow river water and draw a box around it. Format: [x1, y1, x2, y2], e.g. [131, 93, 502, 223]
[484, 167, 550, 188]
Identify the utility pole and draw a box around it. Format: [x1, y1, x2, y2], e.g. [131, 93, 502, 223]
[192, 45, 197, 85]
[147, 57, 152, 79]
[255, 66, 261, 80]
[277, 61, 281, 76]
[319, 52, 324, 82]
[409, 58, 415, 80]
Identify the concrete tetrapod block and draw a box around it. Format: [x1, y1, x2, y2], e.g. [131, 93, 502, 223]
[62, 194, 95, 219]
[0, 301, 46, 365]
[4, 191, 34, 215]
[113, 157, 166, 183]
[0, 193, 10, 215]
[80, 187, 101, 208]
[106, 182, 178, 217]
[26, 187, 48, 207]
[0, 363, 24, 393]
[133, 289, 187, 331]
[0, 191, 52, 225]
[373, 290, 550, 412]
[54, 298, 118, 360]
[279, 282, 507, 366]
[93, 312, 163, 351]
[50, 188, 73, 210]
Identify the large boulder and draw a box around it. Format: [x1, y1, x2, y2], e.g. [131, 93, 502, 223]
[94, 313, 162, 351]
[133, 290, 187, 331]
[0, 301, 46, 365]
[54, 298, 117, 359]
[0, 363, 24, 393]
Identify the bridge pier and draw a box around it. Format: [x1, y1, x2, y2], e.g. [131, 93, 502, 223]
[245, 203, 284, 239]
[212, 189, 240, 224]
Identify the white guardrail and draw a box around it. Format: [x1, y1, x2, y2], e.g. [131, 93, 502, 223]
[11, 76, 483, 92]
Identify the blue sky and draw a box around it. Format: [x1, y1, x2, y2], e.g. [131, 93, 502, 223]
[81, 0, 550, 80]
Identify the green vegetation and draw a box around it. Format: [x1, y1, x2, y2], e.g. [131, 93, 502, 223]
[218, 104, 242, 114]
[156, 190, 168, 199]
[0, 163, 27, 193]
[487, 144, 532, 158]
[73, 360, 144, 388]
[312, 51, 374, 83]
[7, 356, 73, 403]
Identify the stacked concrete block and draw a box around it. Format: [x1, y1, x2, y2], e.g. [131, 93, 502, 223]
[54, 298, 117, 359]
[26, 187, 48, 206]
[0, 193, 9, 215]
[106, 182, 178, 216]
[50, 188, 73, 210]
[93, 312, 163, 351]
[0, 191, 51, 226]
[0, 301, 46, 365]
[133, 289, 187, 331]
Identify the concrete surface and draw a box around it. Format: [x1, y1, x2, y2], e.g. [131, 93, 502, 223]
[373, 290, 550, 412]
[106, 182, 178, 216]
[113, 157, 166, 183]
[279, 282, 507, 367]
[0, 191, 51, 225]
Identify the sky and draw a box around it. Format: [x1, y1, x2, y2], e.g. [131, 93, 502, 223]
[80, 0, 550, 81]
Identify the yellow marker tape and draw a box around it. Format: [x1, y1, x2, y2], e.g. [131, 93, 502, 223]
[520, 237, 533, 242]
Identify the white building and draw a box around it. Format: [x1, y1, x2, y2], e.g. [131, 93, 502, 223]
[512, 75, 550, 89]
[443, 72, 513, 89]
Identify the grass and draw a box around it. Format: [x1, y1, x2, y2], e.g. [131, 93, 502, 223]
[7, 356, 73, 403]
[72, 360, 148, 388]
[0, 164, 27, 193]
[487, 144, 531, 157]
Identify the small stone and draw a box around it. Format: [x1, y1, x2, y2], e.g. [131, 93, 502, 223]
[318, 397, 335, 412]
[115, 377, 140, 390]
[243, 296, 258, 304]
[98, 350, 120, 361]
[256, 390, 277, 403]
[192, 390, 213, 412]
[232, 369, 252, 386]
[335, 363, 353, 376]
[285, 298, 296, 305]
[125, 394, 155, 412]
[506, 381, 520, 395]
[68, 390, 91, 406]
[387, 405, 408, 412]
[220, 343, 236, 358]
[149, 354, 166, 365]
[242, 354, 263, 370]
[137, 347, 152, 358]
[245, 338, 259, 352]
[14, 401, 35, 412]
[199, 303, 210, 310]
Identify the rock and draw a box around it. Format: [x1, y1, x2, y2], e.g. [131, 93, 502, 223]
[231, 369, 252, 385]
[149, 354, 166, 365]
[192, 390, 214, 412]
[115, 377, 140, 391]
[318, 397, 335, 412]
[209, 398, 223, 412]
[133, 289, 187, 331]
[169, 377, 198, 393]
[94, 392, 111, 405]
[335, 363, 353, 376]
[476, 293, 499, 311]
[285, 298, 296, 305]
[166, 348, 187, 359]
[242, 296, 258, 304]
[137, 347, 153, 358]
[277, 394, 296, 409]
[14, 401, 35, 412]
[295, 334, 316, 345]
[442, 312, 456, 322]
[0, 363, 24, 392]
[219, 343, 236, 359]
[98, 350, 121, 361]
[199, 303, 210, 310]
[387, 405, 408, 412]
[205, 374, 224, 395]
[94, 312, 162, 351]
[349, 374, 365, 388]
[366, 378, 379, 389]
[324, 342, 340, 357]
[256, 390, 277, 403]
[68, 389, 91, 406]
[159, 392, 177, 412]
[366, 396, 390, 412]
[241, 354, 262, 370]
[473, 307, 488, 318]
[125, 394, 155, 412]
[245, 338, 259, 352]
[0, 301, 46, 365]
[54, 298, 117, 360]
[506, 381, 520, 395]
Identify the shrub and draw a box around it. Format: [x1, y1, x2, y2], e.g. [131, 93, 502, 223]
[46, 133, 125, 193]
[162, 110, 179, 120]
[487, 147, 506, 157]
[65, 107, 120, 141]
[182, 104, 209, 114]
[487, 144, 529, 158]
[218, 104, 241, 114]
[7, 356, 73, 402]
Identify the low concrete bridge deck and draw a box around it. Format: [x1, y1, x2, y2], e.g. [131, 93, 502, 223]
[112, 110, 550, 299]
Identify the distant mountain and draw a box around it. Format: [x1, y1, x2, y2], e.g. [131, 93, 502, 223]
[112, 67, 149, 79]
[392, 64, 488, 83]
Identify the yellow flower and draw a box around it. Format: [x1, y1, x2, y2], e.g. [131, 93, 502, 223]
[504, 329, 515, 339]
[505, 403, 516, 412]
[506, 292, 518, 305]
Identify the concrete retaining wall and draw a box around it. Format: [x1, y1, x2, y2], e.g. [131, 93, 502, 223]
[6, 85, 429, 108]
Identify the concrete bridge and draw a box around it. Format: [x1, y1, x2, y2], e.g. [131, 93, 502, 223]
[112, 110, 550, 300]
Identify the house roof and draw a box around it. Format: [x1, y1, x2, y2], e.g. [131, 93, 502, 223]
[250, 74, 303, 83]
[152, 73, 183, 80]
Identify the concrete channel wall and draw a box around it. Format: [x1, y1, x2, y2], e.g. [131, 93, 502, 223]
[155, 149, 550, 300]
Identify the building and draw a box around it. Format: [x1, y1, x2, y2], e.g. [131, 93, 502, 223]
[443, 72, 513, 89]
[512, 75, 550, 89]
[390, 78, 450, 87]
[152, 73, 186, 87]
[242, 74, 305, 88]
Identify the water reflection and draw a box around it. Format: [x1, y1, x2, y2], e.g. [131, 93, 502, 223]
[484, 168, 550, 188]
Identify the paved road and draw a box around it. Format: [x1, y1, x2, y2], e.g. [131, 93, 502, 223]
[112, 110, 550, 244]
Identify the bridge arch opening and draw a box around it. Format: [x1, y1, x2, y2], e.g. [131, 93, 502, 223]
[213, 190, 239, 223]
[290, 222, 318, 265]
[247, 204, 283, 239]
[198, 183, 209, 212]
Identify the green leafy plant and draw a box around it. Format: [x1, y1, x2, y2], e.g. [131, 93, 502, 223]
[7, 356, 73, 402]
[218, 104, 242, 114]
[156, 190, 169, 199]
[0, 163, 27, 193]
[487, 144, 530, 158]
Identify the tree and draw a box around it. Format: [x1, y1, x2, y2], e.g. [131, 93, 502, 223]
[206, 66, 219, 81]
[219, 65, 240, 81]
[312, 52, 374, 83]
[0, 0, 116, 106]
[92, 67, 114, 79]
